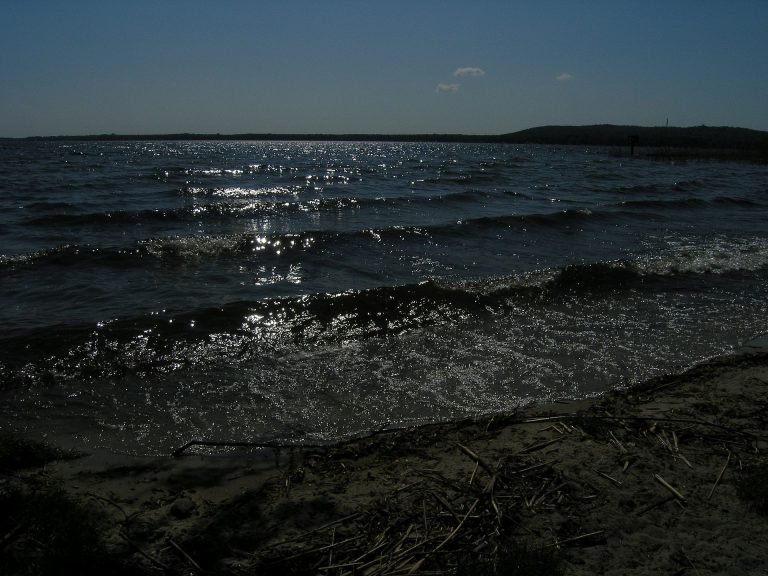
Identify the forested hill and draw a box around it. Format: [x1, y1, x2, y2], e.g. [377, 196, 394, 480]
[499, 125, 768, 149]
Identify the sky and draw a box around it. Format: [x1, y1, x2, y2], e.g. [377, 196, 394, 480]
[1, 1, 767, 137]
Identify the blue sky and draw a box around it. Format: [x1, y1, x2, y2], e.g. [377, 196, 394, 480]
[1, 1, 766, 136]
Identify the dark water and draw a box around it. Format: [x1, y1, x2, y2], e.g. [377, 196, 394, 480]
[1, 140, 767, 454]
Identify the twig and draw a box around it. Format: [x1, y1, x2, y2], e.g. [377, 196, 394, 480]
[169, 537, 205, 573]
[708, 450, 731, 500]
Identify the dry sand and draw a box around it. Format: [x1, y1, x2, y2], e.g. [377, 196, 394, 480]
[3, 350, 768, 575]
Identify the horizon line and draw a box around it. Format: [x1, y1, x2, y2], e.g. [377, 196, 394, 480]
[3, 123, 768, 141]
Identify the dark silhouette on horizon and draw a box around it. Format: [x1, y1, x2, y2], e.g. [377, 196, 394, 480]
[5, 125, 768, 158]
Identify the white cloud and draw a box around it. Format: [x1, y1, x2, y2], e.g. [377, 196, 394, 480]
[556, 73, 574, 82]
[454, 67, 486, 77]
[436, 83, 461, 93]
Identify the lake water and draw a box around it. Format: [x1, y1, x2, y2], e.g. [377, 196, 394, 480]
[1, 140, 767, 454]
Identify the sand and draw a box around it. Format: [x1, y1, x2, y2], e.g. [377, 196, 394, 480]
[3, 351, 768, 575]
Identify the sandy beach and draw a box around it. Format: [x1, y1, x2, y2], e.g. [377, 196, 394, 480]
[3, 349, 768, 575]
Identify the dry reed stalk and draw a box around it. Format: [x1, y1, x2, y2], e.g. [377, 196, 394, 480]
[635, 495, 676, 516]
[596, 470, 622, 487]
[362, 537, 437, 576]
[353, 536, 390, 564]
[708, 450, 731, 499]
[394, 525, 414, 552]
[169, 537, 205, 573]
[318, 562, 363, 571]
[677, 452, 694, 469]
[662, 430, 673, 452]
[86, 491, 131, 523]
[430, 491, 459, 523]
[280, 535, 365, 562]
[0, 523, 24, 551]
[329, 526, 336, 566]
[262, 512, 361, 550]
[508, 460, 555, 476]
[457, 443, 496, 476]
[654, 474, 686, 501]
[526, 478, 551, 509]
[119, 531, 172, 572]
[433, 499, 479, 552]
[544, 530, 606, 548]
[468, 461, 479, 486]
[395, 480, 423, 493]
[546, 423, 565, 435]
[609, 430, 627, 453]
[516, 436, 564, 454]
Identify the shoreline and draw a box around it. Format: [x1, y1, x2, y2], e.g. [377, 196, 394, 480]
[3, 350, 768, 574]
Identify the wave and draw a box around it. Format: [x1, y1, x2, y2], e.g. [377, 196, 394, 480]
[24, 201, 83, 211]
[25, 208, 198, 227]
[618, 196, 760, 210]
[3, 237, 767, 379]
[611, 179, 704, 193]
[712, 196, 760, 206]
[0, 244, 141, 269]
[454, 208, 601, 230]
[139, 232, 319, 261]
[614, 184, 663, 194]
[7, 192, 768, 273]
[671, 179, 704, 192]
[180, 185, 308, 197]
[619, 198, 709, 209]
[452, 243, 768, 301]
[23, 187, 537, 229]
[0, 207, 637, 270]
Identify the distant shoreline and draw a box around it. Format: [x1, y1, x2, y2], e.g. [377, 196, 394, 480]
[3, 124, 768, 151]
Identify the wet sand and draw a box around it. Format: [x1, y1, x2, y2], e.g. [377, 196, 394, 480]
[4, 351, 768, 575]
